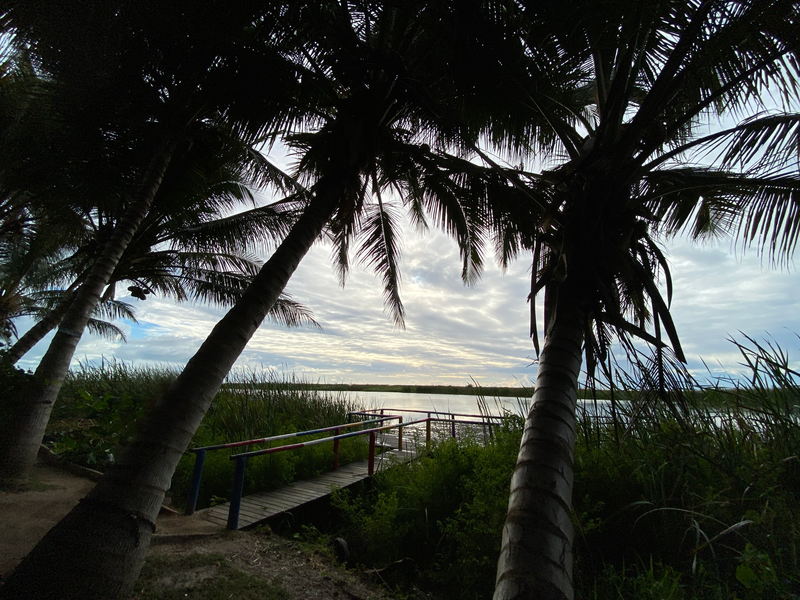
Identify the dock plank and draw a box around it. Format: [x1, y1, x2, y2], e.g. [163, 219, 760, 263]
[202, 440, 421, 530]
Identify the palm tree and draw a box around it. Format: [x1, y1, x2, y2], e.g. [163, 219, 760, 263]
[2, 125, 315, 364]
[0, 2, 498, 597]
[0, 0, 304, 480]
[0, 49, 91, 346]
[479, 2, 800, 598]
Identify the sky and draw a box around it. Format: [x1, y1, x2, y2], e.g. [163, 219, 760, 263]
[14, 209, 800, 388]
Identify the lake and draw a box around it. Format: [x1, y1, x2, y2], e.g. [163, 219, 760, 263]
[343, 389, 624, 420]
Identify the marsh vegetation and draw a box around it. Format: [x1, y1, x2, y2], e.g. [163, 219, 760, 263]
[23, 335, 798, 599]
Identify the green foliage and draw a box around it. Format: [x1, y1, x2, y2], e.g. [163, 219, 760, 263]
[329, 337, 799, 600]
[590, 561, 686, 600]
[134, 552, 289, 600]
[0, 355, 32, 425]
[572, 336, 800, 599]
[331, 422, 523, 600]
[45, 362, 370, 507]
[46, 359, 175, 469]
[170, 368, 370, 510]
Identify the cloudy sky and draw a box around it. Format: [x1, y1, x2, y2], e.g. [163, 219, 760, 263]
[15, 205, 800, 387]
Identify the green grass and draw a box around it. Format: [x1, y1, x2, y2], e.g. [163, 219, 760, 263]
[133, 552, 288, 600]
[46, 362, 371, 509]
[25, 338, 800, 598]
[321, 335, 800, 600]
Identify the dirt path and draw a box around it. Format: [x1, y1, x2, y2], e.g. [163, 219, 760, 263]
[0, 459, 97, 577]
[0, 459, 400, 599]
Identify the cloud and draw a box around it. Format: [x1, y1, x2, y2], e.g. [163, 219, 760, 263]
[13, 221, 799, 387]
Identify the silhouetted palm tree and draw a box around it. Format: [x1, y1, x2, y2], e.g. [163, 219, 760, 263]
[3, 125, 316, 364]
[483, 2, 800, 598]
[0, 0, 303, 480]
[0, 2, 497, 597]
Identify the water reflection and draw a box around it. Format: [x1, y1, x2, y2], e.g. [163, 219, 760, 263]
[346, 390, 630, 420]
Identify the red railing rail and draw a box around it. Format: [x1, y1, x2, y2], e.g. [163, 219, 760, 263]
[225, 416, 426, 529]
[184, 415, 399, 515]
[199, 409, 516, 530]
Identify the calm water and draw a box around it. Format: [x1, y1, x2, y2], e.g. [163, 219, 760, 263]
[347, 390, 530, 417]
[344, 390, 624, 420]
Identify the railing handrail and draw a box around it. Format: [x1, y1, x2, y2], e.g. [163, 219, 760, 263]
[190, 409, 510, 527]
[351, 408, 509, 422]
[190, 416, 399, 453]
[229, 417, 429, 460]
[183, 415, 401, 516]
[226, 416, 428, 530]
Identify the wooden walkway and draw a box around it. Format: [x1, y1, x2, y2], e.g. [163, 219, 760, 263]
[202, 441, 416, 529]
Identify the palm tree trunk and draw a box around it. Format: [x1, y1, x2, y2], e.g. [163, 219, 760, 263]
[0, 190, 339, 600]
[0, 134, 178, 481]
[494, 284, 585, 600]
[4, 292, 76, 364]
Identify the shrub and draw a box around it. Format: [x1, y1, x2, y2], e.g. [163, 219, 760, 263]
[44, 362, 370, 507]
[331, 421, 523, 600]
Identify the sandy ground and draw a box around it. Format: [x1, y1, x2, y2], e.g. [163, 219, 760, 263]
[0, 459, 97, 577]
[0, 458, 399, 599]
[0, 455, 229, 579]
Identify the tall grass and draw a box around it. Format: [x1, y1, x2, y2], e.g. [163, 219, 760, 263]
[47, 359, 177, 468]
[573, 336, 799, 599]
[325, 336, 799, 600]
[205, 369, 363, 441]
[172, 368, 371, 509]
[46, 362, 370, 509]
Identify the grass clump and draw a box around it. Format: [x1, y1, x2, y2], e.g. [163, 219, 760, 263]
[47, 359, 176, 470]
[572, 335, 799, 599]
[133, 552, 288, 600]
[46, 363, 370, 508]
[171, 369, 369, 510]
[331, 419, 524, 599]
[324, 335, 799, 600]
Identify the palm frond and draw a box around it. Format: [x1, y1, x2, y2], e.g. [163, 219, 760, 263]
[715, 112, 800, 172]
[91, 298, 137, 323]
[266, 293, 321, 330]
[643, 168, 800, 262]
[356, 183, 405, 328]
[85, 318, 126, 343]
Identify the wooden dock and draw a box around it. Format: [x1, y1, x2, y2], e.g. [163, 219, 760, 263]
[190, 416, 500, 531]
[202, 443, 415, 529]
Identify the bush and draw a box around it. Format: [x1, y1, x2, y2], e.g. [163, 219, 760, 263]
[46, 360, 175, 469]
[0, 356, 33, 427]
[328, 336, 800, 600]
[44, 362, 370, 507]
[331, 421, 523, 600]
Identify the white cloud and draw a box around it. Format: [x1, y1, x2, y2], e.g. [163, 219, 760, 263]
[13, 220, 799, 387]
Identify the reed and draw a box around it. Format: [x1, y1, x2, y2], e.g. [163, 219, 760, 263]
[573, 335, 799, 599]
[47, 362, 370, 508]
[325, 335, 799, 600]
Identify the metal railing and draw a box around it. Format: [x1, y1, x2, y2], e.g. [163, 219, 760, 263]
[351, 407, 508, 443]
[187, 409, 516, 530]
[224, 416, 430, 529]
[184, 415, 399, 515]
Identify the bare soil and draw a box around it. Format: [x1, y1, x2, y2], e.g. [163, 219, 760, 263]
[0, 459, 96, 577]
[0, 459, 398, 599]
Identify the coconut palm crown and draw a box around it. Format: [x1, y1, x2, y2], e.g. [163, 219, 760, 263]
[481, 1, 800, 598]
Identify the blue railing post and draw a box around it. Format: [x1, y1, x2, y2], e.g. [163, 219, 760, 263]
[227, 456, 248, 530]
[185, 449, 206, 516]
[451, 414, 456, 439]
[368, 432, 376, 475]
[333, 428, 341, 470]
